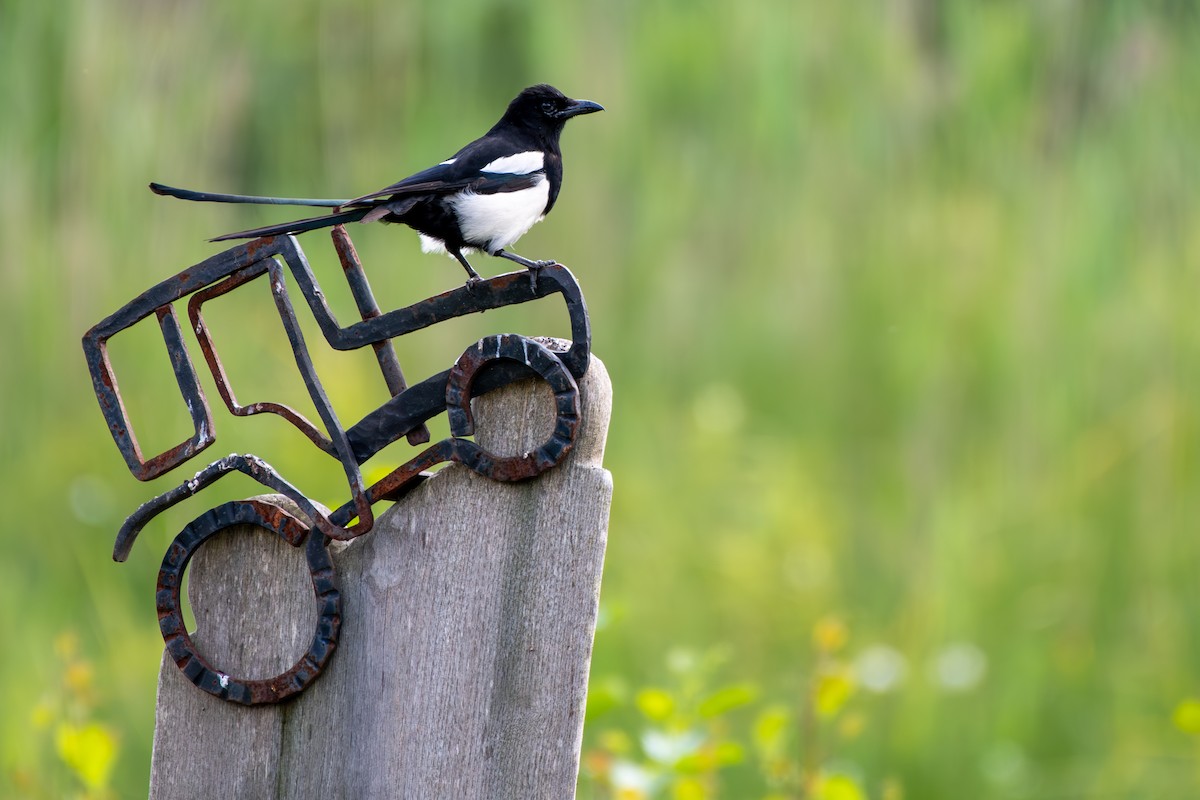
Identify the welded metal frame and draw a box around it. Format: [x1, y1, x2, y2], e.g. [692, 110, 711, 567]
[83, 227, 591, 703]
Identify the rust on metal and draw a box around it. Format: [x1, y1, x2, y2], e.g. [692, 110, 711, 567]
[83, 226, 592, 704]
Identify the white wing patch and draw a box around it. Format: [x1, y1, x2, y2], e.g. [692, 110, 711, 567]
[451, 176, 550, 253]
[439, 158, 457, 165]
[480, 151, 544, 175]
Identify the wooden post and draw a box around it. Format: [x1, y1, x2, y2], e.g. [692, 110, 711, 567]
[147, 359, 613, 799]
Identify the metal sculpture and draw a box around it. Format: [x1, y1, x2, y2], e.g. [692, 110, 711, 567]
[82, 225, 591, 704]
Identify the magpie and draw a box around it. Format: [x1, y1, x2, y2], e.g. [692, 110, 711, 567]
[150, 84, 603, 284]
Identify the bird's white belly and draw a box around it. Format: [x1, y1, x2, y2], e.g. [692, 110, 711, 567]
[450, 177, 549, 254]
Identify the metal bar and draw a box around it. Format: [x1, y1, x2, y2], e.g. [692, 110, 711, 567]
[279, 250, 590, 372]
[186, 263, 338, 457]
[83, 302, 216, 481]
[330, 226, 431, 446]
[113, 452, 334, 562]
[264, 259, 374, 538]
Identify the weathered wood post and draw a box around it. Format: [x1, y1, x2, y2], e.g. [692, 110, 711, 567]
[147, 359, 613, 799]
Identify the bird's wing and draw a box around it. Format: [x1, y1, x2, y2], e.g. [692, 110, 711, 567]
[343, 134, 544, 207]
[341, 164, 474, 206]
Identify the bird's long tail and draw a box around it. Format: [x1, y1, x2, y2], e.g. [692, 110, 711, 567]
[150, 182, 349, 207]
[149, 182, 373, 241]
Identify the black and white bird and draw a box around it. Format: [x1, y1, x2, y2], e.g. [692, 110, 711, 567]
[150, 84, 603, 283]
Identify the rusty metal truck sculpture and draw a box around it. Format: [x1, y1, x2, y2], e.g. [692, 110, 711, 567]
[82, 226, 591, 704]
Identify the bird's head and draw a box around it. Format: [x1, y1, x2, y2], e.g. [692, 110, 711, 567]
[500, 84, 604, 139]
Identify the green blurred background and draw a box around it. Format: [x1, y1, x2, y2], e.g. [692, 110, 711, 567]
[3, 0, 1200, 797]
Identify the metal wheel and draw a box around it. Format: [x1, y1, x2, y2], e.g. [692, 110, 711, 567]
[445, 333, 581, 481]
[155, 499, 341, 705]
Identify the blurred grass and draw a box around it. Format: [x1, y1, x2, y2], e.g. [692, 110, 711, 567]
[3, 0, 1200, 796]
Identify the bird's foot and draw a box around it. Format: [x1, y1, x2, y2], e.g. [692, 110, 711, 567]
[525, 260, 557, 293]
[494, 249, 557, 292]
[464, 275, 483, 292]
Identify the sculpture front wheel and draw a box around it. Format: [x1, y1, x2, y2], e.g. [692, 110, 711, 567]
[155, 499, 341, 705]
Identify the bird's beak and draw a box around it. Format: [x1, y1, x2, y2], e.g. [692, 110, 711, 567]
[557, 99, 604, 119]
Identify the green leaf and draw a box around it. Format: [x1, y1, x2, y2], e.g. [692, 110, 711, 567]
[714, 740, 746, 766]
[674, 753, 709, 774]
[753, 706, 791, 754]
[698, 683, 759, 718]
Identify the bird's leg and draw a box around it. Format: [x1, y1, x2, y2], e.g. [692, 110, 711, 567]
[494, 250, 557, 292]
[450, 247, 482, 289]
[494, 249, 556, 270]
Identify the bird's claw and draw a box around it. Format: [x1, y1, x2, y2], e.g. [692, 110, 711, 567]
[465, 275, 483, 292]
[526, 260, 556, 293]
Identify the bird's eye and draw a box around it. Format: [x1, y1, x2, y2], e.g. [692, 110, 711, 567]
[541, 101, 556, 114]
